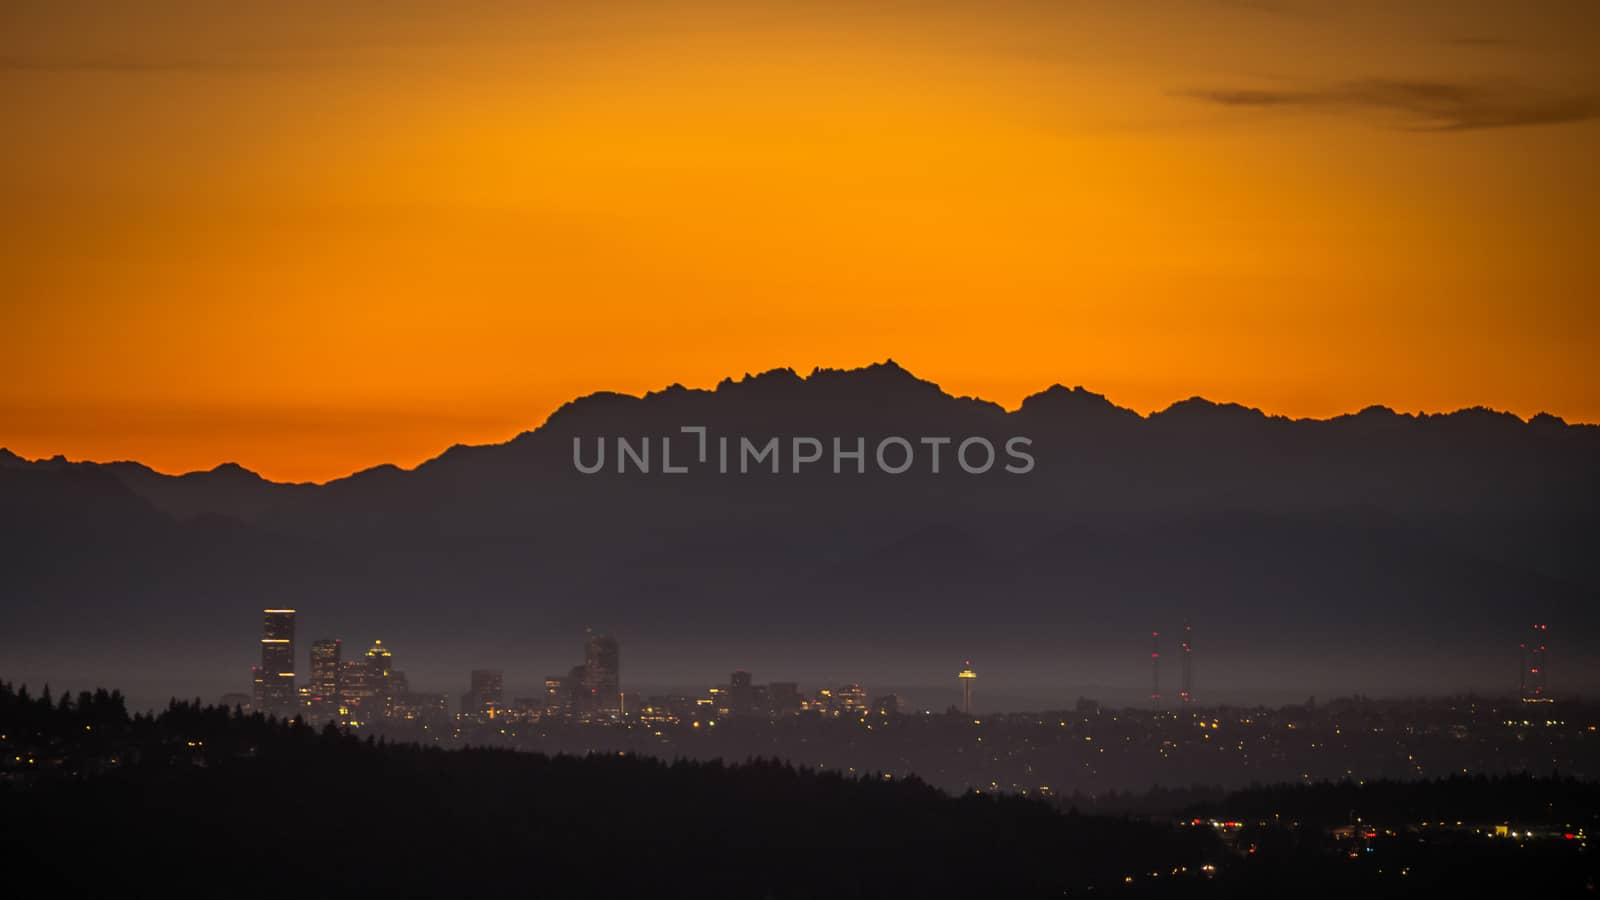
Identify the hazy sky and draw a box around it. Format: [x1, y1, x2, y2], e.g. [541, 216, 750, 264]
[3, 1, 1597, 482]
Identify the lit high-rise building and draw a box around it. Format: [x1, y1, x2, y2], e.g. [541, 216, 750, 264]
[544, 675, 569, 715]
[310, 639, 342, 703]
[366, 639, 395, 713]
[583, 634, 621, 716]
[390, 691, 448, 726]
[958, 662, 976, 716]
[257, 609, 296, 712]
[250, 665, 265, 709]
[333, 642, 395, 720]
[768, 682, 801, 716]
[339, 650, 372, 707]
[462, 669, 505, 720]
[836, 683, 867, 715]
[806, 687, 835, 715]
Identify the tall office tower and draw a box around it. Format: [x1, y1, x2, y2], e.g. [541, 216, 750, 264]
[310, 639, 342, 703]
[728, 670, 756, 717]
[396, 693, 448, 726]
[958, 662, 977, 716]
[1179, 622, 1194, 705]
[567, 665, 588, 712]
[250, 665, 266, 710]
[583, 634, 621, 716]
[341, 659, 374, 709]
[1521, 623, 1551, 702]
[258, 609, 297, 712]
[462, 669, 505, 720]
[365, 639, 395, 713]
[809, 688, 835, 715]
[768, 682, 801, 716]
[543, 675, 569, 715]
[837, 683, 867, 714]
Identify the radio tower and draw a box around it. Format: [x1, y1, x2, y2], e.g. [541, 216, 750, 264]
[1521, 623, 1550, 702]
[1180, 621, 1194, 705]
[958, 661, 977, 716]
[1150, 631, 1161, 711]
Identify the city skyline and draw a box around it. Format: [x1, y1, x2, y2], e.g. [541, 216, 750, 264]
[234, 607, 1569, 725]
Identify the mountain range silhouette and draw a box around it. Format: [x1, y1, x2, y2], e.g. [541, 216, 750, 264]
[2, 361, 1596, 702]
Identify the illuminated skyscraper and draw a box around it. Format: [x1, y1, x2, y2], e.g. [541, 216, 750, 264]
[341, 659, 375, 710]
[462, 669, 505, 720]
[257, 609, 296, 712]
[836, 683, 867, 715]
[543, 675, 569, 715]
[957, 662, 976, 716]
[583, 634, 621, 716]
[249, 665, 265, 709]
[366, 639, 395, 714]
[310, 639, 342, 703]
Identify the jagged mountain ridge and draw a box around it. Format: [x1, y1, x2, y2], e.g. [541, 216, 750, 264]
[1, 361, 1595, 697]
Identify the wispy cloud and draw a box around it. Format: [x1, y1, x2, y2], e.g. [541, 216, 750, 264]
[1182, 78, 1598, 131]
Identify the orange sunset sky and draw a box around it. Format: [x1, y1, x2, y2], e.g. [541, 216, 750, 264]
[2, 1, 1597, 483]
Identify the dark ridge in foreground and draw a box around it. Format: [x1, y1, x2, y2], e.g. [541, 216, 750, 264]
[0, 681, 1213, 899]
[5, 682, 1599, 898]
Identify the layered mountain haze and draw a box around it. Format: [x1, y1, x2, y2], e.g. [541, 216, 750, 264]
[2, 362, 1595, 706]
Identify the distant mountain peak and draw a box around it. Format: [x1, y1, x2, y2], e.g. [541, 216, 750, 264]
[811, 358, 912, 378]
[204, 462, 263, 481]
[1018, 385, 1139, 421]
[805, 359, 943, 393]
[716, 367, 803, 392]
[1153, 396, 1271, 422]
